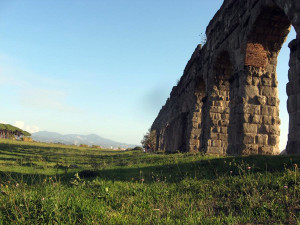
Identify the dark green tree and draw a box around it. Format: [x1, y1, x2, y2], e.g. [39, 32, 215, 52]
[141, 129, 156, 151]
[0, 123, 31, 140]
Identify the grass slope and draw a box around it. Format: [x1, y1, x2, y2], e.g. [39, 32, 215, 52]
[0, 139, 299, 224]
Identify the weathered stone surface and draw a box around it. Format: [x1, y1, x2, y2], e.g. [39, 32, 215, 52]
[244, 134, 256, 144]
[151, 0, 300, 155]
[245, 85, 260, 98]
[257, 135, 268, 145]
[243, 123, 258, 133]
[267, 97, 279, 106]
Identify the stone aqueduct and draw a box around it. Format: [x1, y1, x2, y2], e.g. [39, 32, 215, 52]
[151, 0, 300, 155]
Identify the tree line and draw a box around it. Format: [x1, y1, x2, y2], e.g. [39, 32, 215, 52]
[0, 123, 31, 139]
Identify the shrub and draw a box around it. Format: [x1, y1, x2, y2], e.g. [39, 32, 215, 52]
[80, 144, 89, 148]
[132, 146, 143, 151]
[92, 145, 101, 149]
[22, 137, 33, 142]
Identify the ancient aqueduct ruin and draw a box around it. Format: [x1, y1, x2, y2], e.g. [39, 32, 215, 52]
[151, 0, 300, 155]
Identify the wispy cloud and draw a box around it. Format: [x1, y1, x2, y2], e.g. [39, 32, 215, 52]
[0, 53, 63, 87]
[19, 88, 79, 112]
[0, 52, 80, 113]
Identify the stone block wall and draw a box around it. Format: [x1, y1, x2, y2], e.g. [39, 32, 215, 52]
[151, 0, 300, 155]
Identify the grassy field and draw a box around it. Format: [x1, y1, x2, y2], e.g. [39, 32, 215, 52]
[0, 139, 299, 224]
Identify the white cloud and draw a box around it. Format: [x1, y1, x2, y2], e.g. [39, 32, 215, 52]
[14, 121, 39, 133]
[0, 120, 7, 124]
[25, 125, 39, 133]
[14, 121, 25, 130]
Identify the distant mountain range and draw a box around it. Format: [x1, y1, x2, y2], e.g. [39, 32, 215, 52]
[32, 131, 137, 149]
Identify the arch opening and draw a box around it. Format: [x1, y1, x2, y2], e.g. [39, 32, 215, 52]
[245, 6, 291, 68]
[278, 27, 296, 153]
[243, 5, 297, 154]
[164, 113, 188, 152]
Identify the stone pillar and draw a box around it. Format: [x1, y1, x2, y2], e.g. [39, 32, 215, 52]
[286, 38, 300, 154]
[202, 52, 233, 155]
[240, 65, 280, 155]
[201, 76, 231, 155]
[226, 72, 245, 155]
[153, 126, 165, 151]
[205, 85, 230, 155]
[187, 80, 206, 152]
[188, 108, 203, 152]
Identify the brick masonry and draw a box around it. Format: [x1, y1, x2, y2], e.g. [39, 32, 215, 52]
[151, 0, 300, 155]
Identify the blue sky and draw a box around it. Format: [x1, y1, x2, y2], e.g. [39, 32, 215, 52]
[0, 0, 296, 149]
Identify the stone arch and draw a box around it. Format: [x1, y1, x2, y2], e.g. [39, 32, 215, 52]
[242, 4, 297, 154]
[204, 51, 234, 155]
[164, 112, 188, 152]
[150, 0, 300, 156]
[188, 77, 207, 152]
[245, 6, 291, 68]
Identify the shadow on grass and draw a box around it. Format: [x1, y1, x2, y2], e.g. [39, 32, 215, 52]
[0, 142, 124, 153]
[0, 143, 129, 167]
[0, 157, 19, 161]
[1, 155, 299, 186]
[83, 155, 300, 183]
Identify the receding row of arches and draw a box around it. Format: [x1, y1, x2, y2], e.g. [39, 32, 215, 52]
[187, 4, 298, 154]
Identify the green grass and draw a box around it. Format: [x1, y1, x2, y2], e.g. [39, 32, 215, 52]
[0, 138, 299, 224]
